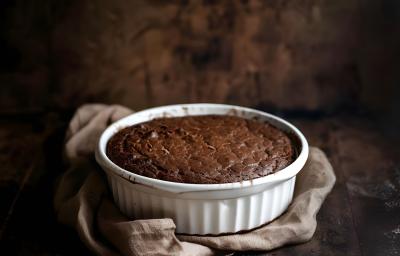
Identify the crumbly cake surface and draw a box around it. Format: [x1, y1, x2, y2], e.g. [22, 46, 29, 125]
[106, 115, 295, 184]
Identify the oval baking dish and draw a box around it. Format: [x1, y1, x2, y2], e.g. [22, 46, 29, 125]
[95, 103, 309, 235]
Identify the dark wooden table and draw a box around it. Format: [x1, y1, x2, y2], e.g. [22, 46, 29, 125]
[1, 111, 399, 255]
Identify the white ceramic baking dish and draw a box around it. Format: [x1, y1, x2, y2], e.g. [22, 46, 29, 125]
[95, 103, 308, 235]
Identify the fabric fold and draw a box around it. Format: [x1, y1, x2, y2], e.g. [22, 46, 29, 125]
[54, 104, 336, 256]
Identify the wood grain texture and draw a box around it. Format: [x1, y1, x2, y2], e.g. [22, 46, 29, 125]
[0, 113, 91, 255]
[3, 0, 399, 117]
[50, 0, 360, 111]
[0, 119, 43, 232]
[333, 119, 400, 256]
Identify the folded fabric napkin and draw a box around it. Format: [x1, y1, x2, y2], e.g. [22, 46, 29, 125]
[54, 104, 336, 256]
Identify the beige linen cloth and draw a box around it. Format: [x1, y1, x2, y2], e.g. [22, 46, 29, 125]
[54, 104, 336, 256]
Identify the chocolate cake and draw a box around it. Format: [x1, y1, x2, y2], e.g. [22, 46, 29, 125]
[106, 115, 295, 184]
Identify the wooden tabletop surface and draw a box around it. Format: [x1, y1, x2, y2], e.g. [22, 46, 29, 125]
[1, 110, 399, 255]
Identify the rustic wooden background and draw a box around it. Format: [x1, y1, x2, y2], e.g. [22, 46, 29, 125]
[0, 0, 400, 255]
[1, 0, 399, 116]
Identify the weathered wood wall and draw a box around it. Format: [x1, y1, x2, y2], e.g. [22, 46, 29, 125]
[0, 0, 399, 116]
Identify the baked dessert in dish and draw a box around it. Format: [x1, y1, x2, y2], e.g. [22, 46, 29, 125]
[96, 104, 309, 234]
[106, 115, 295, 184]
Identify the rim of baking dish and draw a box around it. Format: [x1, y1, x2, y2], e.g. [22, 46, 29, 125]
[96, 103, 309, 193]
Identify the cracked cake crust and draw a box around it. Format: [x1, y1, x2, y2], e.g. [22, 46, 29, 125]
[106, 115, 295, 184]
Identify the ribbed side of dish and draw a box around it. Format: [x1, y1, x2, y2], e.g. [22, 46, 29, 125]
[106, 172, 296, 234]
[97, 103, 309, 235]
